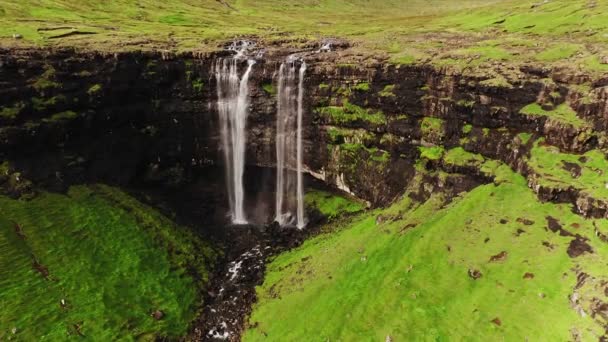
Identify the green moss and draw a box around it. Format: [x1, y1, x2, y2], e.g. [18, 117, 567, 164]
[462, 124, 473, 134]
[262, 83, 276, 95]
[520, 103, 587, 127]
[87, 83, 102, 95]
[379, 84, 396, 98]
[45, 110, 77, 122]
[318, 83, 330, 90]
[379, 133, 399, 145]
[316, 101, 386, 126]
[457, 99, 475, 108]
[443, 147, 484, 167]
[419, 145, 444, 161]
[31, 95, 66, 111]
[0, 102, 25, 120]
[517, 132, 533, 144]
[0, 161, 10, 179]
[305, 189, 365, 220]
[340, 143, 390, 164]
[420, 117, 445, 142]
[479, 75, 512, 88]
[353, 82, 370, 91]
[0, 185, 215, 340]
[326, 127, 375, 145]
[32, 66, 60, 91]
[192, 78, 204, 92]
[77, 70, 92, 77]
[335, 85, 352, 97]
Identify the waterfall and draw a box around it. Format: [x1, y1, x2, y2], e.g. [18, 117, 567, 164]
[296, 62, 306, 229]
[275, 59, 307, 228]
[215, 57, 255, 224]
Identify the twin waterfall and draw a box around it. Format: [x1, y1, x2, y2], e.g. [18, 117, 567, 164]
[215, 55, 307, 229]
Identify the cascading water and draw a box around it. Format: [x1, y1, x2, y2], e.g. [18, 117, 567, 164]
[214, 46, 255, 224]
[275, 59, 307, 229]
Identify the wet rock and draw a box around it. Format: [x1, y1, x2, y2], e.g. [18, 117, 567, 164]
[12, 33, 22, 39]
[567, 237, 593, 258]
[489, 251, 508, 263]
[151, 310, 164, 320]
[468, 269, 482, 280]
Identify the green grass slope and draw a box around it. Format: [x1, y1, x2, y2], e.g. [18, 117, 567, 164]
[0, 184, 215, 340]
[1, 0, 607, 73]
[244, 169, 608, 341]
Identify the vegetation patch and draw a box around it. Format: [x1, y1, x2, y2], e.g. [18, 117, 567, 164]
[420, 117, 445, 142]
[191, 78, 204, 92]
[44, 110, 77, 122]
[0, 185, 215, 340]
[443, 147, 484, 168]
[305, 189, 365, 220]
[378, 84, 396, 98]
[0, 102, 25, 120]
[262, 83, 276, 95]
[326, 127, 375, 145]
[31, 95, 66, 112]
[536, 44, 580, 62]
[527, 140, 608, 200]
[87, 84, 102, 95]
[479, 75, 513, 89]
[32, 66, 60, 91]
[419, 146, 444, 161]
[316, 101, 386, 126]
[353, 82, 370, 91]
[520, 103, 587, 127]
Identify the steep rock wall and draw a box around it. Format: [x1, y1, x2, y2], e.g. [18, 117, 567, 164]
[1, 47, 607, 218]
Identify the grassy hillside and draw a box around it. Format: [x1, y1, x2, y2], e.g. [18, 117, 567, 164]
[244, 166, 608, 340]
[1, 0, 606, 72]
[0, 184, 215, 340]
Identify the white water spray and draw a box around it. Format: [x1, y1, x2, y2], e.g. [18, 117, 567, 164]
[215, 55, 255, 224]
[275, 59, 307, 228]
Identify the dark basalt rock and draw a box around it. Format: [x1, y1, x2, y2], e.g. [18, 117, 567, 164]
[567, 237, 593, 258]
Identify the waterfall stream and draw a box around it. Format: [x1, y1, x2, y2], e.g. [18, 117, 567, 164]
[275, 59, 307, 228]
[215, 57, 255, 224]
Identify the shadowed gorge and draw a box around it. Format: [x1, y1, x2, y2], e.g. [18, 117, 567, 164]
[1, 0, 608, 341]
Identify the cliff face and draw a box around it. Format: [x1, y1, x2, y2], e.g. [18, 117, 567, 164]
[1, 47, 608, 218]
